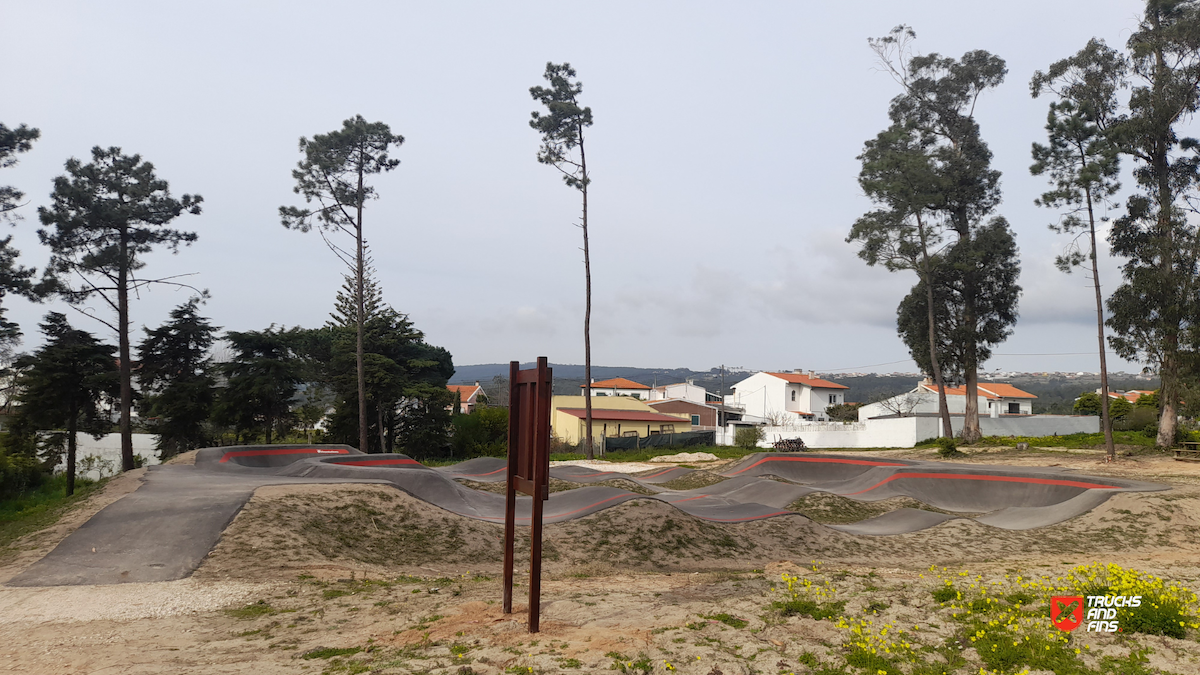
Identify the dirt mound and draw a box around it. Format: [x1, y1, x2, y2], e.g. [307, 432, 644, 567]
[655, 470, 728, 491]
[455, 476, 658, 495]
[196, 482, 1200, 583]
[788, 491, 972, 524]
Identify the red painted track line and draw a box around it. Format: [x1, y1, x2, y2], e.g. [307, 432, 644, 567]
[333, 459, 421, 467]
[455, 467, 506, 477]
[667, 494, 710, 504]
[725, 456, 908, 476]
[219, 448, 349, 463]
[844, 472, 1120, 496]
[639, 468, 679, 480]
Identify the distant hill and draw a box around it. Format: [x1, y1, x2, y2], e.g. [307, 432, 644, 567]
[451, 363, 753, 397]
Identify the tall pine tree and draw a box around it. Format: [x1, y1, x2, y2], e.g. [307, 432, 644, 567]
[13, 313, 118, 495]
[38, 147, 202, 471]
[138, 298, 219, 458]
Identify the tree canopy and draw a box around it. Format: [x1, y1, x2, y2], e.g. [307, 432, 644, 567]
[138, 298, 219, 458]
[37, 146, 202, 471]
[13, 313, 118, 495]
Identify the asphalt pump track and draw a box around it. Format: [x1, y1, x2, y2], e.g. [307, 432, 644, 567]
[6, 445, 1167, 587]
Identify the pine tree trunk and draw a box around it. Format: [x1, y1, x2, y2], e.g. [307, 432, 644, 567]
[118, 229, 134, 472]
[66, 404, 78, 497]
[579, 127, 593, 460]
[356, 155, 369, 454]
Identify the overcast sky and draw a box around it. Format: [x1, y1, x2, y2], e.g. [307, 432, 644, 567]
[1, 0, 1162, 375]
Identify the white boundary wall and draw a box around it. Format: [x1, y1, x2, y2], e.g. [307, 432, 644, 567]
[53, 433, 160, 479]
[722, 415, 1100, 449]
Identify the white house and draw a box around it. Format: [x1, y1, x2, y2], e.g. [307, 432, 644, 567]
[726, 370, 848, 422]
[858, 379, 1037, 420]
[582, 377, 651, 400]
[648, 380, 709, 404]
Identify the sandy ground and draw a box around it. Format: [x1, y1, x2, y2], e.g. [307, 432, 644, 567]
[0, 447, 1198, 674]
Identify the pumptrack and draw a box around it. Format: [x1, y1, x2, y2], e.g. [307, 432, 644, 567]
[6, 445, 1166, 587]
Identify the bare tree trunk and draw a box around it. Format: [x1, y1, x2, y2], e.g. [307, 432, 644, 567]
[918, 216, 953, 438]
[1085, 188, 1116, 461]
[118, 230, 134, 472]
[579, 128, 593, 460]
[356, 157, 369, 454]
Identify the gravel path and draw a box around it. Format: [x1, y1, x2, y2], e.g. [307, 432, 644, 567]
[0, 578, 273, 624]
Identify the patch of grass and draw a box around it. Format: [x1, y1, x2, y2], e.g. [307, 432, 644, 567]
[931, 585, 958, 604]
[322, 589, 352, 599]
[0, 474, 104, 554]
[224, 600, 274, 619]
[301, 646, 362, 660]
[974, 431, 1157, 449]
[607, 651, 652, 674]
[557, 657, 582, 668]
[1004, 591, 1034, 606]
[772, 598, 846, 620]
[702, 612, 748, 629]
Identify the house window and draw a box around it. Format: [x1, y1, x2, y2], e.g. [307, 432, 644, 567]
[690, 414, 701, 425]
[1008, 402, 1020, 414]
[829, 394, 837, 404]
[791, 390, 796, 402]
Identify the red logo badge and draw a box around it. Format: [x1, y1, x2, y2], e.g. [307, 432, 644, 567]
[1051, 596, 1084, 631]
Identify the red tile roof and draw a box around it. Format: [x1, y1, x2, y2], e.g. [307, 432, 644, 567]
[447, 384, 482, 400]
[920, 382, 1036, 399]
[765, 372, 849, 390]
[582, 377, 650, 390]
[555, 408, 687, 422]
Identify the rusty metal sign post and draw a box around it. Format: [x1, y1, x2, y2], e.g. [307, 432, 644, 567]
[502, 357, 552, 632]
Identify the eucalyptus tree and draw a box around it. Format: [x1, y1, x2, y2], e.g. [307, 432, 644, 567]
[530, 62, 596, 457]
[14, 313, 118, 496]
[37, 147, 202, 471]
[1030, 39, 1127, 460]
[848, 124, 953, 437]
[1105, 1, 1200, 447]
[897, 218, 1022, 403]
[281, 115, 403, 455]
[869, 26, 1015, 443]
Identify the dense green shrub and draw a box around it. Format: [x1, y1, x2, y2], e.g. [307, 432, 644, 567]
[450, 407, 508, 458]
[0, 450, 45, 501]
[734, 426, 764, 450]
[934, 437, 961, 457]
[1114, 406, 1157, 433]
